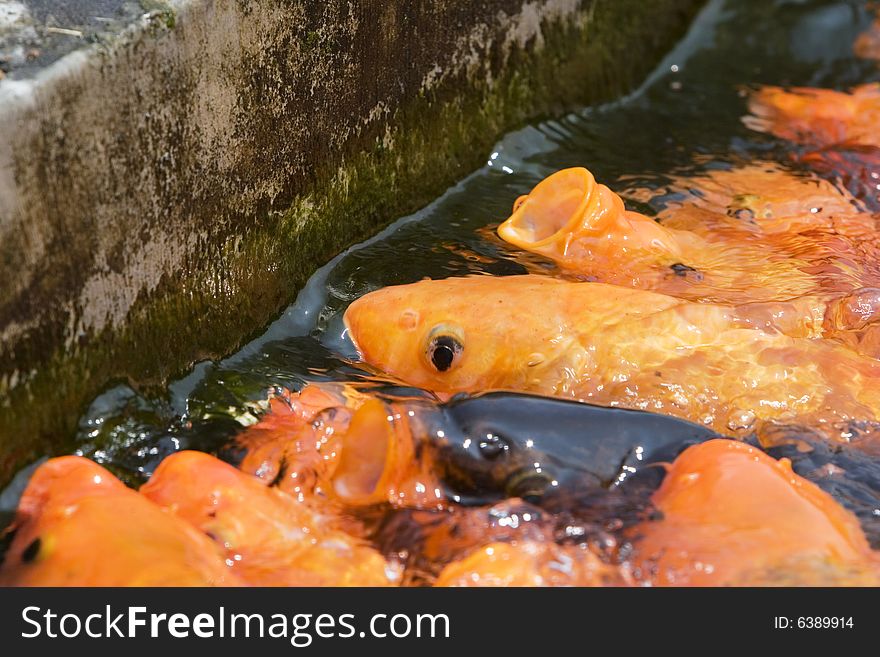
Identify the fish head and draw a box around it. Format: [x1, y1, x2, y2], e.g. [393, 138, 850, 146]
[0, 456, 238, 586]
[499, 166, 687, 264]
[344, 275, 580, 395]
[631, 439, 880, 585]
[420, 392, 716, 506]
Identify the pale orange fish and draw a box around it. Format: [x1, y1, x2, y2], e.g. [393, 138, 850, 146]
[141, 450, 400, 586]
[654, 162, 874, 238]
[745, 84, 880, 208]
[651, 166, 880, 343]
[0, 456, 239, 586]
[629, 439, 880, 585]
[344, 274, 880, 437]
[745, 83, 880, 150]
[235, 383, 359, 498]
[497, 166, 880, 304]
[500, 165, 880, 356]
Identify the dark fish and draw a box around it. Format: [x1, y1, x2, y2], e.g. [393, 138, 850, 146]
[416, 392, 720, 505]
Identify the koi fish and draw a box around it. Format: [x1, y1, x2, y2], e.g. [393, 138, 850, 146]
[745, 84, 880, 207]
[497, 166, 880, 303]
[629, 439, 880, 585]
[0, 456, 239, 586]
[746, 83, 880, 150]
[423, 391, 717, 504]
[235, 382, 364, 499]
[651, 166, 880, 338]
[653, 163, 874, 239]
[344, 274, 880, 437]
[141, 451, 400, 586]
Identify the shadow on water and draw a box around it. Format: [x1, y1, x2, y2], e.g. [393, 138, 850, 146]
[5, 0, 880, 548]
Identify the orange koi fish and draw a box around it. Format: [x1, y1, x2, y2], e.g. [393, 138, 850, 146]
[344, 274, 880, 437]
[235, 383, 360, 498]
[0, 456, 239, 586]
[745, 84, 880, 207]
[746, 83, 880, 150]
[498, 167, 812, 303]
[141, 451, 399, 586]
[629, 439, 880, 585]
[497, 166, 880, 304]
[652, 166, 880, 336]
[654, 162, 874, 239]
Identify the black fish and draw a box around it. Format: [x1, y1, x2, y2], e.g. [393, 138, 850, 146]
[411, 392, 720, 506]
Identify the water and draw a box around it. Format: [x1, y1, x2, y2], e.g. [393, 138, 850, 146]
[5, 0, 880, 558]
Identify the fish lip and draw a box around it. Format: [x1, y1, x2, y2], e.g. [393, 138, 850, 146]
[497, 166, 594, 249]
[328, 397, 399, 505]
[341, 302, 369, 362]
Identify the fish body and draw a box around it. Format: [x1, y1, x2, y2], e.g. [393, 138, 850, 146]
[0, 457, 239, 586]
[746, 83, 880, 150]
[142, 451, 399, 586]
[655, 163, 873, 238]
[630, 439, 880, 585]
[746, 85, 880, 208]
[498, 166, 880, 303]
[345, 274, 880, 436]
[236, 383, 361, 498]
[236, 384, 447, 509]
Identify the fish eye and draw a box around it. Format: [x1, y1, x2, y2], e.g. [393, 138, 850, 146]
[425, 325, 464, 373]
[478, 433, 509, 460]
[429, 336, 461, 372]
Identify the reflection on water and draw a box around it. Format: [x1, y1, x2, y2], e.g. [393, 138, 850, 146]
[6, 0, 880, 551]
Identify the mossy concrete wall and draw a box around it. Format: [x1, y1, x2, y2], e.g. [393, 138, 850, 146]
[0, 0, 703, 484]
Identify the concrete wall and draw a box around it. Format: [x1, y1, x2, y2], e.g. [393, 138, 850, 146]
[0, 0, 702, 484]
